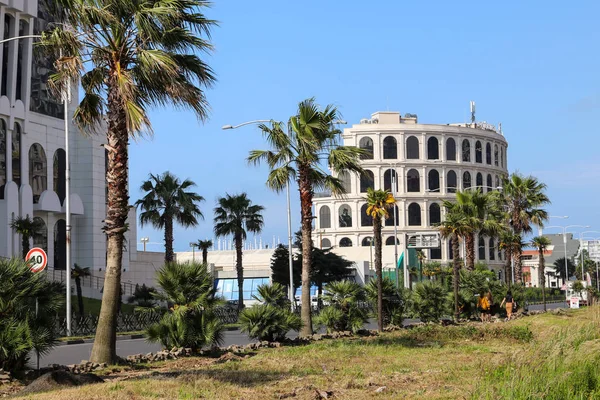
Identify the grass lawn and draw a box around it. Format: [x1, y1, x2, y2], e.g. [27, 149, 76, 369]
[13, 307, 600, 399]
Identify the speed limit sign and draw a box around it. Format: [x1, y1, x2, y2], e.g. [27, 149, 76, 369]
[26, 247, 48, 273]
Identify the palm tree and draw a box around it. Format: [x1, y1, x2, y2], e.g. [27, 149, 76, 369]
[136, 172, 204, 263]
[41, 0, 216, 364]
[72, 264, 91, 316]
[249, 98, 364, 337]
[365, 188, 395, 332]
[197, 240, 213, 265]
[214, 193, 264, 311]
[416, 250, 427, 282]
[498, 231, 523, 286]
[497, 174, 550, 282]
[531, 236, 552, 311]
[10, 216, 45, 259]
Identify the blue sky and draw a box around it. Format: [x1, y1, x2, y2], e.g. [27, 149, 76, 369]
[130, 0, 600, 251]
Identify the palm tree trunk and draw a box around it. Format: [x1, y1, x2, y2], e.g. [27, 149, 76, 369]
[22, 234, 30, 259]
[90, 81, 129, 365]
[539, 249, 546, 312]
[465, 234, 475, 271]
[452, 233, 460, 322]
[235, 232, 244, 311]
[298, 168, 314, 337]
[202, 249, 208, 265]
[76, 277, 84, 316]
[164, 217, 174, 263]
[514, 250, 523, 283]
[373, 216, 383, 332]
[504, 251, 512, 287]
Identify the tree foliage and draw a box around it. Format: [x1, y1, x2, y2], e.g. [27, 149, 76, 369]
[315, 281, 368, 333]
[411, 281, 449, 323]
[365, 277, 405, 326]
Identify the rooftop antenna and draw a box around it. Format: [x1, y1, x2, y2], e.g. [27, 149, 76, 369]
[470, 101, 476, 124]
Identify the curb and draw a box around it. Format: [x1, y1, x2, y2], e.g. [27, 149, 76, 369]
[57, 328, 240, 346]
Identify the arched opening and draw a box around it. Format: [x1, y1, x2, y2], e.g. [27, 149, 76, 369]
[383, 136, 397, 159]
[489, 238, 495, 260]
[0, 119, 6, 199]
[359, 137, 374, 160]
[475, 141, 482, 163]
[406, 136, 420, 159]
[446, 138, 456, 161]
[476, 172, 483, 189]
[448, 238, 454, 260]
[494, 144, 499, 166]
[486, 174, 493, 192]
[408, 203, 421, 226]
[478, 236, 486, 260]
[462, 139, 471, 162]
[319, 206, 331, 229]
[361, 237, 373, 247]
[428, 169, 440, 192]
[338, 204, 352, 227]
[29, 143, 47, 204]
[321, 238, 332, 249]
[406, 169, 420, 192]
[339, 237, 352, 247]
[339, 171, 351, 193]
[501, 147, 505, 168]
[1, 14, 13, 96]
[360, 170, 374, 193]
[383, 169, 397, 192]
[463, 171, 471, 189]
[495, 175, 500, 189]
[385, 205, 399, 226]
[427, 137, 439, 160]
[447, 170, 457, 193]
[53, 149, 66, 204]
[361, 204, 373, 227]
[486, 143, 492, 165]
[32, 216, 47, 252]
[16, 19, 28, 101]
[54, 219, 67, 270]
[12, 123, 21, 186]
[385, 236, 399, 246]
[429, 203, 441, 225]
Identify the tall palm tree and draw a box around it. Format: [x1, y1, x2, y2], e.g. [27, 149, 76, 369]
[416, 250, 427, 282]
[72, 264, 91, 316]
[531, 236, 552, 311]
[498, 231, 522, 286]
[249, 98, 364, 336]
[197, 239, 213, 265]
[214, 193, 264, 311]
[10, 216, 45, 259]
[136, 172, 204, 263]
[41, 0, 216, 364]
[497, 174, 550, 282]
[365, 188, 395, 332]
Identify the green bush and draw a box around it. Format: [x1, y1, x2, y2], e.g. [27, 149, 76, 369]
[411, 281, 449, 323]
[365, 277, 405, 326]
[146, 262, 224, 350]
[252, 282, 290, 308]
[0, 258, 64, 373]
[315, 280, 368, 333]
[457, 268, 504, 318]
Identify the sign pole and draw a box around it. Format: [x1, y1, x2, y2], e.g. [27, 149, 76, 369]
[63, 75, 72, 337]
[26, 247, 48, 370]
[36, 297, 39, 370]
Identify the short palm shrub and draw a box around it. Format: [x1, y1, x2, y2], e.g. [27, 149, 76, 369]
[146, 263, 224, 350]
[315, 280, 368, 333]
[240, 283, 301, 342]
[457, 268, 504, 318]
[128, 284, 158, 308]
[365, 277, 405, 326]
[411, 281, 449, 323]
[0, 258, 64, 373]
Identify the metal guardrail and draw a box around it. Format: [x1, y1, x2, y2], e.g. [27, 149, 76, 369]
[46, 269, 138, 297]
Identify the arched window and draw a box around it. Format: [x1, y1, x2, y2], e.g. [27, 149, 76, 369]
[0, 119, 6, 199]
[339, 237, 352, 247]
[486, 143, 492, 165]
[360, 170, 374, 193]
[29, 143, 47, 203]
[476, 172, 483, 189]
[448, 238, 454, 260]
[54, 219, 66, 270]
[489, 238, 496, 261]
[33, 217, 47, 252]
[53, 149, 66, 203]
[494, 144, 499, 166]
[446, 138, 456, 161]
[383, 136, 397, 159]
[406, 136, 419, 159]
[447, 170, 457, 193]
[321, 238, 332, 248]
[495, 175, 500, 189]
[385, 236, 399, 246]
[338, 204, 352, 228]
[428, 169, 440, 192]
[463, 171, 471, 189]
[429, 203, 441, 225]
[462, 139, 471, 162]
[475, 141, 482, 163]
[359, 137, 373, 160]
[319, 206, 331, 229]
[500, 147, 505, 168]
[1, 14, 12, 96]
[478, 236, 486, 261]
[385, 205, 399, 226]
[361, 237, 373, 247]
[406, 169, 420, 192]
[408, 203, 421, 226]
[383, 169, 397, 192]
[427, 137, 439, 160]
[361, 204, 373, 227]
[12, 123, 21, 186]
[486, 174, 493, 192]
[339, 171, 351, 193]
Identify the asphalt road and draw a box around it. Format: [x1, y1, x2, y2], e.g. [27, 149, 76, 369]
[37, 302, 566, 368]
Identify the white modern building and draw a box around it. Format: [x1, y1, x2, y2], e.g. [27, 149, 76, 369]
[580, 240, 600, 263]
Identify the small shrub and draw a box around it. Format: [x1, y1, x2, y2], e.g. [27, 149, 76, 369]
[315, 280, 368, 333]
[411, 281, 449, 323]
[365, 277, 405, 327]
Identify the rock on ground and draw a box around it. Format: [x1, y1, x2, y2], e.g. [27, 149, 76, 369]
[18, 370, 104, 395]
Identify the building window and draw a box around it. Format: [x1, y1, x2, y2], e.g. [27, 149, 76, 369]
[215, 277, 270, 301]
[446, 138, 456, 161]
[486, 174, 493, 192]
[430, 248, 442, 260]
[408, 203, 421, 226]
[54, 219, 66, 270]
[462, 139, 471, 162]
[16, 20, 28, 101]
[475, 141, 482, 163]
[361, 204, 373, 227]
[478, 236, 486, 261]
[360, 170, 374, 193]
[494, 144, 499, 166]
[383, 136, 397, 159]
[427, 137, 439, 160]
[1, 14, 12, 97]
[429, 203, 441, 225]
[448, 238, 454, 260]
[0, 119, 5, 199]
[320, 238, 331, 249]
[406, 169, 420, 192]
[359, 137, 373, 160]
[385, 205, 399, 227]
[501, 147, 505, 168]
[339, 237, 352, 247]
[489, 238, 496, 260]
[447, 170, 457, 193]
[406, 136, 419, 159]
[385, 236, 399, 246]
[463, 171, 471, 189]
[495, 175, 500, 189]
[486, 143, 492, 165]
[53, 149, 66, 204]
[338, 204, 352, 228]
[12, 123, 20, 186]
[428, 169, 440, 192]
[361, 237, 373, 247]
[319, 206, 331, 229]
[476, 172, 483, 189]
[33, 216, 48, 252]
[339, 171, 351, 193]
[29, 143, 47, 204]
[383, 169, 397, 192]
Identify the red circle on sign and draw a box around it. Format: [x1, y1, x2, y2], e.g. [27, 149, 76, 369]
[26, 247, 48, 273]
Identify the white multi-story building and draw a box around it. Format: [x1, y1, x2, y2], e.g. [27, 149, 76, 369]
[580, 240, 600, 263]
[312, 110, 509, 276]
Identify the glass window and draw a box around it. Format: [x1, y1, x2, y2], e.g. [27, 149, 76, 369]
[429, 203, 441, 225]
[385, 237, 399, 246]
[385, 205, 399, 227]
[361, 203, 373, 227]
[33, 216, 47, 252]
[2, 15, 11, 96]
[427, 137, 439, 160]
[448, 238, 454, 260]
[475, 141, 482, 163]
[360, 170, 374, 193]
[339, 237, 352, 247]
[495, 175, 500, 189]
[319, 206, 331, 229]
[361, 237, 373, 247]
[462, 139, 471, 162]
[338, 204, 352, 227]
[0, 119, 5, 199]
[383, 169, 397, 192]
[29, 143, 47, 203]
[383, 136, 397, 159]
[407, 169, 420, 192]
[478, 237, 486, 260]
[486, 143, 492, 165]
[476, 173, 483, 189]
[494, 144, 499, 166]
[489, 238, 496, 260]
[463, 171, 471, 189]
[406, 136, 420, 159]
[486, 174, 493, 192]
[446, 138, 456, 161]
[501, 147, 505, 168]
[53, 148, 66, 203]
[408, 203, 421, 226]
[16, 20, 27, 101]
[428, 169, 440, 192]
[447, 170, 457, 193]
[359, 137, 373, 160]
[214, 277, 272, 301]
[339, 171, 351, 193]
[430, 248, 441, 260]
[12, 123, 20, 186]
[321, 238, 332, 248]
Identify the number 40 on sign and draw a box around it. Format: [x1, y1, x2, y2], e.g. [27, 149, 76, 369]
[26, 247, 48, 273]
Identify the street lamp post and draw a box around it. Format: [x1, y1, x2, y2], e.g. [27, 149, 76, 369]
[539, 216, 569, 236]
[190, 242, 198, 263]
[140, 237, 149, 252]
